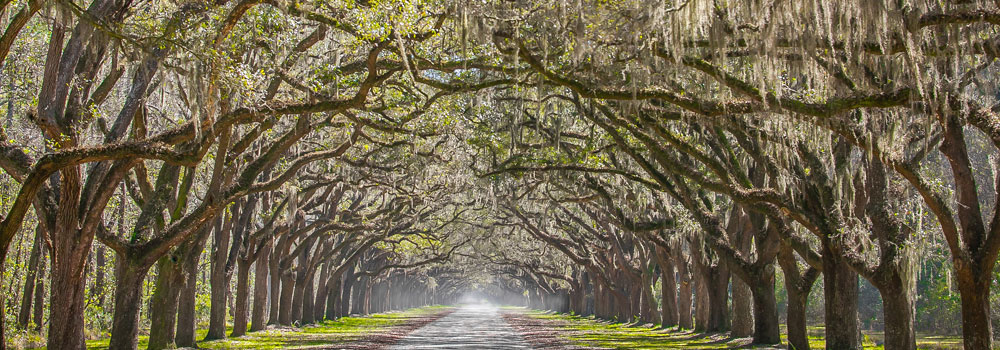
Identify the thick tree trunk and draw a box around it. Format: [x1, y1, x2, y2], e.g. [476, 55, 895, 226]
[147, 256, 184, 350]
[268, 256, 282, 324]
[676, 258, 693, 330]
[175, 260, 199, 348]
[599, 290, 612, 321]
[569, 281, 586, 316]
[581, 271, 593, 316]
[47, 231, 93, 350]
[693, 265, 709, 331]
[822, 250, 862, 350]
[205, 226, 233, 340]
[749, 272, 780, 345]
[278, 271, 296, 324]
[629, 277, 641, 321]
[341, 265, 356, 317]
[880, 284, 916, 350]
[602, 282, 614, 320]
[362, 282, 372, 315]
[313, 262, 330, 322]
[654, 247, 677, 328]
[731, 277, 753, 337]
[350, 274, 366, 315]
[592, 283, 604, 319]
[639, 267, 657, 324]
[231, 258, 252, 337]
[17, 228, 42, 329]
[341, 270, 355, 317]
[956, 268, 992, 350]
[339, 281, 352, 317]
[107, 261, 152, 350]
[301, 272, 316, 324]
[785, 284, 810, 350]
[777, 246, 816, 350]
[940, 113, 995, 350]
[706, 265, 730, 332]
[615, 280, 632, 322]
[291, 274, 308, 323]
[325, 274, 342, 320]
[173, 227, 210, 348]
[250, 241, 271, 331]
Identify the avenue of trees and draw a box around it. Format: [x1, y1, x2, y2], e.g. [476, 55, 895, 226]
[0, 0, 1000, 349]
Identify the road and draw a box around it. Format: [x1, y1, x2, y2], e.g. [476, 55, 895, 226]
[388, 303, 532, 349]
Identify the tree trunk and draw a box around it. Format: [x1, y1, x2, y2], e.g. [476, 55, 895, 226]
[569, 280, 586, 316]
[880, 284, 916, 350]
[205, 227, 233, 340]
[731, 276, 753, 337]
[341, 269, 355, 317]
[615, 278, 632, 322]
[47, 230, 93, 350]
[676, 257, 693, 330]
[0, 261, 7, 350]
[706, 265, 730, 332]
[291, 274, 307, 323]
[362, 282, 372, 315]
[591, 283, 604, 319]
[639, 266, 657, 324]
[339, 279, 352, 317]
[694, 265, 709, 331]
[749, 272, 780, 345]
[17, 227, 42, 329]
[785, 283, 810, 350]
[175, 259, 199, 348]
[777, 245, 816, 350]
[278, 271, 296, 324]
[175, 228, 208, 348]
[325, 274, 342, 320]
[93, 245, 106, 305]
[107, 261, 152, 350]
[250, 241, 271, 331]
[654, 247, 677, 328]
[313, 262, 330, 322]
[301, 271, 316, 324]
[351, 274, 366, 315]
[232, 258, 252, 337]
[629, 277, 641, 321]
[268, 255, 282, 324]
[147, 256, 184, 350]
[32, 253, 45, 331]
[822, 250, 861, 350]
[956, 267, 992, 350]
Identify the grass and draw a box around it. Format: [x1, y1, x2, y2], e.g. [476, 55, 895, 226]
[21, 306, 449, 350]
[518, 309, 963, 350]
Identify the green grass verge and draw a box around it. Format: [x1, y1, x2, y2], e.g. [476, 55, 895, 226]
[20, 306, 449, 350]
[518, 309, 962, 349]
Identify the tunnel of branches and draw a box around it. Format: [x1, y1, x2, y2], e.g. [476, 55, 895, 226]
[1, 0, 1000, 349]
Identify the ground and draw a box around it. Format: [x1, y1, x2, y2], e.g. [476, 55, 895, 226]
[23, 306, 451, 349]
[502, 308, 964, 350]
[19, 305, 966, 349]
[389, 304, 530, 349]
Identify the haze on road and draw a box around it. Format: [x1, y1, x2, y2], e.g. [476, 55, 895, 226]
[389, 304, 531, 349]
